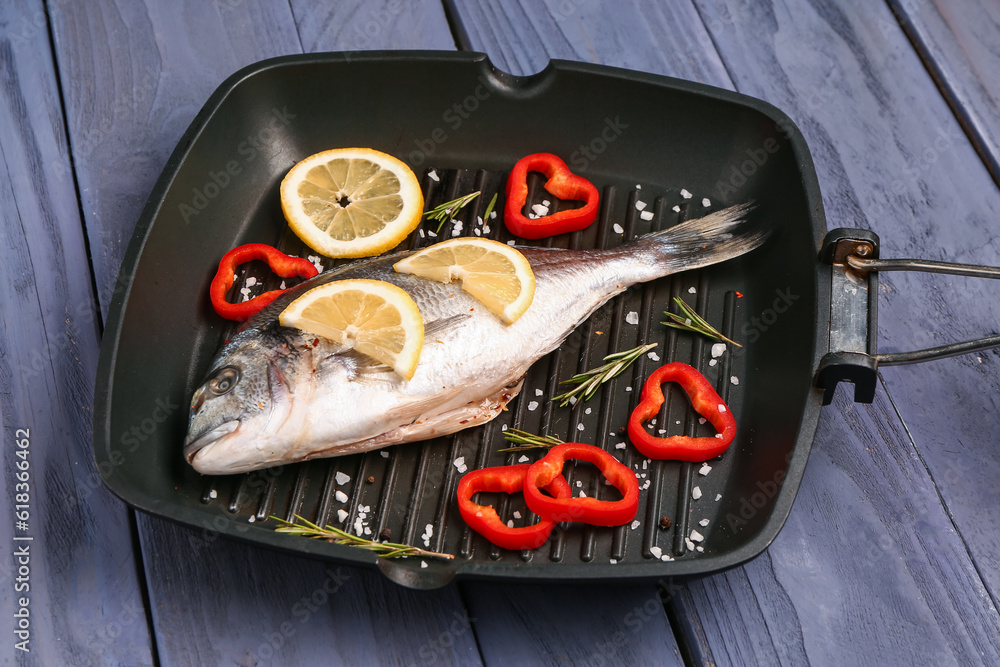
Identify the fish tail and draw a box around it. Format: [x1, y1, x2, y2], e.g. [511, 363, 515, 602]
[632, 202, 767, 276]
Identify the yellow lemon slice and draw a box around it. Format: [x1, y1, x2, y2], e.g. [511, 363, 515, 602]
[280, 148, 424, 258]
[278, 279, 424, 380]
[393, 238, 536, 324]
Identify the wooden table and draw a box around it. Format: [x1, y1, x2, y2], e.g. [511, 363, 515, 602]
[3, 0, 999, 664]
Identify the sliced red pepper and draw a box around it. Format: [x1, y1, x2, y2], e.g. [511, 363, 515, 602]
[503, 152, 599, 239]
[524, 443, 638, 526]
[209, 243, 319, 321]
[627, 362, 737, 461]
[457, 464, 571, 550]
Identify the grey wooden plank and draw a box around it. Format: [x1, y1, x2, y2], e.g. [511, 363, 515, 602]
[448, 0, 1000, 663]
[0, 1, 153, 664]
[462, 582, 683, 667]
[288, 0, 455, 54]
[49, 0, 481, 664]
[140, 517, 481, 667]
[889, 0, 1000, 183]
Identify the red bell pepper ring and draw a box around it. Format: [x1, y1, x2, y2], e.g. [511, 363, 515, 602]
[503, 152, 600, 239]
[524, 443, 638, 526]
[457, 464, 572, 550]
[627, 362, 737, 461]
[209, 243, 319, 321]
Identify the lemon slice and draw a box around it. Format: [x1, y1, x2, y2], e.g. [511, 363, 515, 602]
[278, 279, 424, 380]
[280, 148, 424, 258]
[393, 238, 536, 324]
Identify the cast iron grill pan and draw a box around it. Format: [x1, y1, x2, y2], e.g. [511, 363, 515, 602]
[93, 52, 825, 587]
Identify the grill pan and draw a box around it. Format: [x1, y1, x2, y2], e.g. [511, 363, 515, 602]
[94, 52, 829, 588]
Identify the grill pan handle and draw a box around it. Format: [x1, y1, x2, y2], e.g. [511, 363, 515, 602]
[815, 228, 1000, 404]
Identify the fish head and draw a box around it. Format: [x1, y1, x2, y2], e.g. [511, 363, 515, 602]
[183, 330, 301, 475]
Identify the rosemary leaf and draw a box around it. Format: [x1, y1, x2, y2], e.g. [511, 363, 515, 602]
[482, 192, 498, 224]
[551, 343, 657, 407]
[424, 191, 481, 234]
[499, 428, 564, 452]
[662, 297, 741, 347]
[270, 515, 454, 560]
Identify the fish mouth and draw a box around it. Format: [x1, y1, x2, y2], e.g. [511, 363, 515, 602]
[183, 420, 240, 464]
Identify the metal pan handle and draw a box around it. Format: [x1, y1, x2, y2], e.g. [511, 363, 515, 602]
[815, 228, 1000, 404]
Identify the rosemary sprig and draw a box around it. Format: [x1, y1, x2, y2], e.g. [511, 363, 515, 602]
[270, 514, 454, 560]
[481, 192, 498, 224]
[499, 428, 564, 452]
[662, 297, 741, 347]
[551, 342, 658, 407]
[424, 191, 481, 234]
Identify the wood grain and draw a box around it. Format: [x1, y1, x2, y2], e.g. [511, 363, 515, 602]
[889, 0, 1000, 184]
[47, 0, 478, 664]
[288, 0, 455, 54]
[0, 1, 153, 663]
[447, 0, 1000, 663]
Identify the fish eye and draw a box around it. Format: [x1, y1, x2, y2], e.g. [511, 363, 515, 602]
[208, 367, 240, 395]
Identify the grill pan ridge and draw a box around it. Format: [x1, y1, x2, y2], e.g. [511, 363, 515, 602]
[93, 51, 828, 586]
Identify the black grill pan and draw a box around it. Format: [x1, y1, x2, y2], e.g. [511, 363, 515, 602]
[93, 52, 827, 587]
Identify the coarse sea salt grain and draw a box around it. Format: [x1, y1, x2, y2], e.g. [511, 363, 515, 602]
[518, 455, 529, 463]
[248, 516, 256, 523]
[631, 520, 641, 530]
[419, 228, 425, 238]
[680, 188, 693, 199]
[501, 424, 508, 432]
[688, 286, 697, 294]
[579, 491, 587, 498]
[354, 518, 364, 536]
[428, 230, 438, 238]
[542, 200, 550, 206]
[428, 170, 439, 182]
[715, 493, 722, 501]
[474, 228, 481, 236]
[279, 281, 286, 290]
[575, 480, 583, 488]
[337, 509, 348, 523]
[699, 463, 712, 476]
[696, 546, 704, 552]
[692, 486, 702, 500]
[577, 423, 585, 432]
[531, 204, 549, 216]
[336, 472, 351, 485]
[625, 386, 632, 392]
[613, 223, 624, 234]
[483, 225, 490, 234]
[507, 240, 516, 246]
[636, 184, 642, 189]
[640, 211, 654, 221]
[507, 520, 514, 528]
[641, 480, 651, 490]
[245, 277, 257, 287]
[685, 538, 696, 551]
[648, 351, 660, 361]
[731, 376, 740, 386]
[364, 526, 372, 536]
[718, 404, 727, 413]
[209, 489, 218, 499]
[335, 490, 349, 503]
[453, 457, 466, 472]
[610, 558, 618, 564]
[625, 311, 639, 325]
[635, 200, 647, 211]
[702, 197, 711, 207]
[672, 205, 681, 213]
[585, 407, 592, 415]
[535, 388, 544, 396]
[513, 511, 522, 519]
[709, 359, 717, 367]
[380, 450, 390, 458]
[420, 561, 428, 568]
[690, 529, 704, 542]
[699, 518, 710, 527]
[615, 442, 627, 450]
[699, 417, 706, 425]
[528, 401, 539, 411]
[711, 343, 726, 358]
[650, 546, 663, 558]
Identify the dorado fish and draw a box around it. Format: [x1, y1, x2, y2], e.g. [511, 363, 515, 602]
[185, 203, 764, 474]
